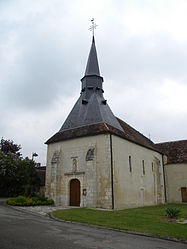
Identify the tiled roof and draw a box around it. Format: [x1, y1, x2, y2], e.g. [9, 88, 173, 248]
[46, 123, 110, 144]
[155, 140, 187, 164]
[116, 118, 156, 151]
[46, 118, 160, 153]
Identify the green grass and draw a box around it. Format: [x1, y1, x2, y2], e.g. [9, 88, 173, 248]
[53, 204, 187, 241]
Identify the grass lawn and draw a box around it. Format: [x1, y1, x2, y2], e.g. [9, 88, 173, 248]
[53, 204, 187, 241]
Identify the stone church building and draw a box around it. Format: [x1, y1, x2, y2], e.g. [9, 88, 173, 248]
[45, 35, 175, 209]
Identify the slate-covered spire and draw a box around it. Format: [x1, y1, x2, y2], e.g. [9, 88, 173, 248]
[81, 36, 104, 95]
[85, 36, 100, 76]
[58, 35, 123, 132]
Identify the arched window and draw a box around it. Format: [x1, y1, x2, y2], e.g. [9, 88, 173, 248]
[86, 148, 94, 161]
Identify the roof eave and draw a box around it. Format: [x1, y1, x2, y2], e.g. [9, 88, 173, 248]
[45, 124, 163, 154]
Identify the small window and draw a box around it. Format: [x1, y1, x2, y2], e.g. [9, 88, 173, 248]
[129, 156, 132, 172]
[51, 151, 59, 164]
[86, 148, 94, 161]
[152, 162, 154, 172]
[142, 160, 145, 175]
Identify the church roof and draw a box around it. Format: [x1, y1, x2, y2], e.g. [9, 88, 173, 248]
[155, 140, 187, 164]
[59, 93, 123, 132]
[116, 118, 156, 150]
[46, 117, 161, 153]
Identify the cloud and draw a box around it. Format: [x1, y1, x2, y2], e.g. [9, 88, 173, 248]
[0, 0, 187, 164]
[0, 2, 83, 112]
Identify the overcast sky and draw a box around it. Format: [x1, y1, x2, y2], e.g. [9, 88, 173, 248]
[1, 0, 187, 164]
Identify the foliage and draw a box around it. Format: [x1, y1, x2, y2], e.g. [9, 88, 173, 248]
[53, 204, 187, 241]
[7, 195, 54, 206]
[0, 138, 21, 157]
[166, 207, 181, 219]
[0, 138, 41, 197]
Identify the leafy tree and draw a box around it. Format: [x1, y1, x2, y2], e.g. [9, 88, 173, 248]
[0, 139, 41, 197]
[0, 151, 18, 196]
[17, 157, 41, 196]
[0, 138, 21, 157]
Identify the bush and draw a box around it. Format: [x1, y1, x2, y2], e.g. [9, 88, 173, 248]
[7, 196, 54, 206]
[6, 198, 16, 206]
[166, 207, 181, 219]
[7, 196, 27, 206]
[15, 196, 27, 204]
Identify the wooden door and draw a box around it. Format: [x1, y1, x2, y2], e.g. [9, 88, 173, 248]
[70, 179, 80, 206]
[181, 187, 187, 202]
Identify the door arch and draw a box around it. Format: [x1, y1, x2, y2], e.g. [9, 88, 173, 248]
[69, 179, 80, 206]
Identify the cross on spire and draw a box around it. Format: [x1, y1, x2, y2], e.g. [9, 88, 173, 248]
[89, 18, 98, 36]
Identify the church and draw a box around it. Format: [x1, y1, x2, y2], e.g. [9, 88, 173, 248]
[45, 32, 186, 209]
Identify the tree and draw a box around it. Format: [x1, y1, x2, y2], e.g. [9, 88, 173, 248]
[0, 139, 41, 197]
[17, 157, 41, 196]
[0, 151, 18, 196]
[0, 138, 21, 157]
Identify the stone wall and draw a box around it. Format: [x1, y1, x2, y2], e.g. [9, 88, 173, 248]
[165, 163, 187, 203]
[112, 135, 165, 209]
[46, 134, 112, 208]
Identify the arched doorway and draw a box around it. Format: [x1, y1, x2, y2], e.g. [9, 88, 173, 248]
[70, 179, 80, 206]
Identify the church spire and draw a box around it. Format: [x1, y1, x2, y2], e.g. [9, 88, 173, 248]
[84, 36, 100, 76]
[80, 35, 103, 97]
[81, 19, 103, 94]
[57, 22, 123, 133]
[85, 18, 100, 76]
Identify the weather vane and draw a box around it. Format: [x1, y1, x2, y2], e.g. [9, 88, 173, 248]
[89, 18, 98, 36]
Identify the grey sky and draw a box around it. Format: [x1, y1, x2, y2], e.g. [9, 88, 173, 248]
[1, 0, 187, 164]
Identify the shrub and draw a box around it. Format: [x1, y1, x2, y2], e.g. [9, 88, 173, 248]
[166, 207, 181, 219]
[6, 198, 16, 206]
[7, 196, 54, 206]
[45, 199, 54, 205]
[7, 196, 27, 206]
[15, 196, 27, 205]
